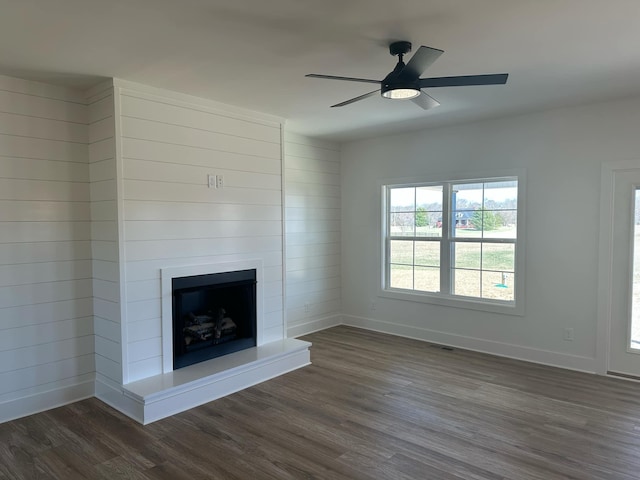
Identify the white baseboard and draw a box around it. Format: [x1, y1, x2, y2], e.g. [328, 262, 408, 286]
[1, 315, 600, 425]
[287, 314, 343, 338]
[95, 375, 144, 424]
[0, 379, 95, 424]
[342, 315, 598, 374]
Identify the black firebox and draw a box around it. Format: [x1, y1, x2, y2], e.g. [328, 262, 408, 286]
[172, 269, 257, 370]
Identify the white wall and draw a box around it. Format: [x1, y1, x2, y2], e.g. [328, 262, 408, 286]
[0, 75, 94, 421]
[284, 133, 342, 336]
[341, 96, 640, 372]
[114, 82, 285, 383]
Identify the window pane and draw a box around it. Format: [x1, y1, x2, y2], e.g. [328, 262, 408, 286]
[415, 241, 440, 267]
[482, 244, 515, 272]
[390, 212, 415, 236]
[482, 271, 515, 301]
[453, 183, 483, 211]
[492, 211, 518, 239]
[450, 210, 479, 238]
[416, 210, 442, 237]
[390, 187, 415, 212]
[476, 209, 497, 237]
[452, 269, 481, 297]
[452, 182, 481, 238]
[390, 264, 413, 289]
[415, 266, 439, 292]
[416, 186, 442, 211]
[477, 209, 518, 239]
[453, 242, 481, 269]
[390, 240, 413, 265]
[484, 181, 518, 210]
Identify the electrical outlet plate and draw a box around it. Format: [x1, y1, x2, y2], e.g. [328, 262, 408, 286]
[216, 174, 224, 188]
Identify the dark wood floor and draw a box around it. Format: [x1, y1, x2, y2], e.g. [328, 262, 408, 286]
[2, 326, 640, 479]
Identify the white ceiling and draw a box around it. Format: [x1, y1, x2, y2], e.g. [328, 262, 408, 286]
[2, 0, 640, 141]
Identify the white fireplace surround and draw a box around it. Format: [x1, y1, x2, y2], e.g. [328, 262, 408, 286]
[160, 260, 265, 373]
[104, 259, 311, 425]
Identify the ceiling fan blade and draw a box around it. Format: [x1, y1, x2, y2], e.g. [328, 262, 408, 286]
[331, 89, 379, 108]
[306, 74, 381, 85]
[411, 91, 440, 110]
[398, 46, 444, 80]
[419, 73, 509, 88]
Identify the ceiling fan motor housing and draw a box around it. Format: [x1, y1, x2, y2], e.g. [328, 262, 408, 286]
[389, 41, 412, 57]
[382, 42, 420, 99]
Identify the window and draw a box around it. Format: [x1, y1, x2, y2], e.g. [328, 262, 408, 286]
[383, 175, 522, 314]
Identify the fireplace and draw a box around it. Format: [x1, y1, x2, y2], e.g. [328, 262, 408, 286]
[160, 261, 265, 373]
[120, 260, 310, 425]
[172, 269, 257, 370]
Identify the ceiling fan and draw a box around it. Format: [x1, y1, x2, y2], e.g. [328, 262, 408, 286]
[306, 41, 508, 109]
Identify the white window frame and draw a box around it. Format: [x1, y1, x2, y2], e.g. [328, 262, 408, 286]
[379, 170, 525, 316]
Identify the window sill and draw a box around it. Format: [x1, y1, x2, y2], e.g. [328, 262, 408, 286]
[379, 288, 524, 316]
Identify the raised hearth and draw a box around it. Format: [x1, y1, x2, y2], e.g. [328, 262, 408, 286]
[122, 338, 311, 424]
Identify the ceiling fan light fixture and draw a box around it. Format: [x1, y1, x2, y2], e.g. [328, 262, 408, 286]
[382, 87, 421, 100]
[306, 40, 508, 109]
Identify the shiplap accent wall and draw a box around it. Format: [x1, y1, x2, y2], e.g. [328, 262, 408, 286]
[284, 132, 342, 337]
[87, 82, 123, 390]
[0, 74, 333, 422]
[0, 75, 94, 421]
[115, 82, 285, 383]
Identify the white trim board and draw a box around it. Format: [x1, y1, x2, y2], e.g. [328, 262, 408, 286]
[95, 375, 144, 424]
[0, 380, 95, 424]
[341, 315, 598, 374]
[2, 313, 605, 425]
[287, 313, 597, 373]
[288, 314, 343, 338]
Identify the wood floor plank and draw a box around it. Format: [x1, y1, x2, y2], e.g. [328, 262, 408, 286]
[3, 326, 640, 479]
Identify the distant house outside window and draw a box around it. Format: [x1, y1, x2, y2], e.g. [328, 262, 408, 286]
[381, 174, 524, 315]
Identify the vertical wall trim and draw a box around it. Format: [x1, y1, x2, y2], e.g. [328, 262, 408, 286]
[281, 124, 288, 338]
[113, 86, 129, 384]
